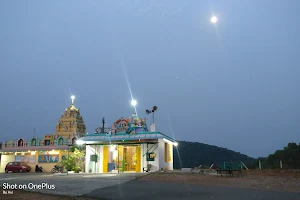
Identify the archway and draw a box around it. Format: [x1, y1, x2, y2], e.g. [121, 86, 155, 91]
[58, 138, 64, 145]
[72, 137, 77, 145]
[18, 139, 23, 147]
[31, 139, 36, 146]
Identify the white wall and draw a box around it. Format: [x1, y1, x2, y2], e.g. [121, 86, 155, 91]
[85, 145, 102, 173]
[158, 138, 174, 171]
[141, 143, 160, 172]
[158, 139, 165, 170]
[98, 146, 103, 173]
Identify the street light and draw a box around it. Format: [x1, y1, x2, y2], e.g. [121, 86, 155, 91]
[71, 95, 75, 104]
[110, 145, 115, 152]
[131, 99, 138, 116]
[210, 16, 218, 24]
[131, 99, 137, 107]
[76, 140, 84, 145]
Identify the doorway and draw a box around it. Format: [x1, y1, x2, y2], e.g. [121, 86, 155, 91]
[112, 145, 141, 172]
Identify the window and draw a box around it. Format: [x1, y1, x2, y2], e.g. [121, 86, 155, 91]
[58, 138, 63, 145]
[18, 139, 23, 147]
[45, 140, 50, 146]
[31, 139, 36, 146]
[72, 138, 77, 145]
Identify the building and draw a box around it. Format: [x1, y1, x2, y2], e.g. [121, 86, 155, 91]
[0, 96, 86, 172]
[78, 112, 177, 173]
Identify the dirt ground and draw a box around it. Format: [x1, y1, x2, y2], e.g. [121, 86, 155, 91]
[1, 170, 299, 199]
[138, 169, 300, 193]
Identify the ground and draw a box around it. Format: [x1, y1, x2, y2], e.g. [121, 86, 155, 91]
[0, 170, 299, 200]
[138, 169, 300, 193]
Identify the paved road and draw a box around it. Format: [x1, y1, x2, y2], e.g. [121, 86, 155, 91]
[1, 173, 299, 200]
[0, 173, 142, 196]
[83, 180, 300, 200]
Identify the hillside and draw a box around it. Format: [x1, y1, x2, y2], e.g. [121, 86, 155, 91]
[251, 142, 300, 169]
[173, 141, 255, 169]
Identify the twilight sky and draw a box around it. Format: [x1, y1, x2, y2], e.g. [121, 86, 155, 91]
[0, 0, 299, 158]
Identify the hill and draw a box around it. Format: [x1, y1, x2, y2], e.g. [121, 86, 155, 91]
[251, 142, 300, 169]
[173, 141, 255, 169]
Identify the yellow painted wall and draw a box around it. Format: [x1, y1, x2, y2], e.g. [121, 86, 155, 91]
[164, 143, 168, 162]
[37, 151, 71, 172]
[0, 155, 15, 172]
[103, 146, 108, 173]
[168, 144, 172, 162]
[164, 143, 173, 163]
[136, 146, 141, 172]
[0, 150, 71, 173]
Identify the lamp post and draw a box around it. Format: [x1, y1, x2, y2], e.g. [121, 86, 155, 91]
[131, 99, 137, 116]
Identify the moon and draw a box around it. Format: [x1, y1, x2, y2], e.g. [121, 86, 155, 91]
[211, 16, 218, 24]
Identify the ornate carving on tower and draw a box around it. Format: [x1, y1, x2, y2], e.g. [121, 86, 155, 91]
[55, 95, 86, 138]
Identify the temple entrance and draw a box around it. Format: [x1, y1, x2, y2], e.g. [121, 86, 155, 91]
[112, 145, 141, 172]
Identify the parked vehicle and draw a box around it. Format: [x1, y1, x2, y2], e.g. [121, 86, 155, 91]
[51, 165, 63, 173]
[35, 164, 43, 172]
[5, 162, 31, 173]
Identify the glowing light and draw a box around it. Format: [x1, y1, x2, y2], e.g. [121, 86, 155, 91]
[71, 95, 75, 104]
[110, 145, 115, 152]
[48, 150, 59, 155]
[174, 142, 178, 147]
[76, 140, 84, 145]
[211, 16, 218, 24]
[113, 150, 118, 160]
[131, 99, 137, 106]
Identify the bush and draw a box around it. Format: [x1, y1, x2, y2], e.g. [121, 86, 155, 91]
[59, 148, 85, 172]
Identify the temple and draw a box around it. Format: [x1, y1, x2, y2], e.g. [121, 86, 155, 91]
[78, 112, 177, 173]
[0, 96, 85, 172]
[0, 96, 177, 173]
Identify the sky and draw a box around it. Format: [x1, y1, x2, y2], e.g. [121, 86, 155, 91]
[0, 0, 299, 158]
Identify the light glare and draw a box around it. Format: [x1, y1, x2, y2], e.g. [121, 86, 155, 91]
[110, 145, 115, 152]
[211, 16, 218, 24]
[76, 140, 84, 145]
[131, 99, 137, 106]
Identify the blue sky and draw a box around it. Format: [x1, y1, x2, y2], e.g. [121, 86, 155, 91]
[0, 0, 299, 158]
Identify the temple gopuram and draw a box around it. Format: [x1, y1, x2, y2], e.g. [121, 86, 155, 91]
[0, 96, 86, 172]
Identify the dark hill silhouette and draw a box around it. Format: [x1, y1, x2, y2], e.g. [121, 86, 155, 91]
[173, 141, 255, 169]
[251, 142, 300, 169]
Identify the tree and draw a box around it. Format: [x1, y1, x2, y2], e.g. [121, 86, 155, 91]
[60, 148, 85, 172]
[251, 142, 300, 169]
